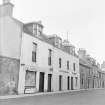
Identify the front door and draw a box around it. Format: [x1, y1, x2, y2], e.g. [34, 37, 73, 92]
[67, 76, 70, 90]
[47, 74, 52, 92]
[59, 75, 62, 91]
[39, 72, 44, 92]
[71, 77, 73, 90]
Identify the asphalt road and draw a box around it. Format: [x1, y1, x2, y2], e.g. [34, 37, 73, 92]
[0, 89, 105, 105]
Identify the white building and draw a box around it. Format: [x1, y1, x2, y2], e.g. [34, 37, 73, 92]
[0, 0, 80, 95]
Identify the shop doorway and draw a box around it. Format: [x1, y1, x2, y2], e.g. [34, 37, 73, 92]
[59, 75, 62, 91]
[71, 77, 73, 90]
[67, 76, 70, 90]
[39, 72, 44, 92]
[47, 74, 52, 92]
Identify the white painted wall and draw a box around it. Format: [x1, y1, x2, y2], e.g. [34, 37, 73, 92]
[18, 32, 80, 93]
[0, 16, 22, 59]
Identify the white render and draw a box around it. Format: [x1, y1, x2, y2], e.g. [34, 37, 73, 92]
[0, 1, 80, 94]
[18, 32, 80, 94]
[0, 17, 22, 59]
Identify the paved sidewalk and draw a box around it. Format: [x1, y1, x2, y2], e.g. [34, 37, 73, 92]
[0, 88, 103, 100]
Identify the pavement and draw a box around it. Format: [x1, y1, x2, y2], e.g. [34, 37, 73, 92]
[0, 89, 83, 99]
[0, 88, 105, 105]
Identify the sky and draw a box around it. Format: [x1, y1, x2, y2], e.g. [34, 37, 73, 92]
[0, 0, 105, 64]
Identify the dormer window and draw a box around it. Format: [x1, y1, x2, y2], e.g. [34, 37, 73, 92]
[55, 36, 62, 48]
[70, 45, 75, 55]
[33, 24, 37, 36]
[32, 21, 43, 36]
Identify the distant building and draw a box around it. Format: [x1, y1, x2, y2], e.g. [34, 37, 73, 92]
[78, 48, 105, 89]
[101, 61, 105, 71]
[78, 49, 93, 89]
[0, 1, 80, 95]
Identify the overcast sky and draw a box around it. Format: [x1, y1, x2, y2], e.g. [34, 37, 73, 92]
[0, 0, 105, 64]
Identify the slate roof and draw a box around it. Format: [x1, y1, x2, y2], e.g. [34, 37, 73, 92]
[23, 23, 78, 58]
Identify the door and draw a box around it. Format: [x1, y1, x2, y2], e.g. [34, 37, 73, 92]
[39, 72, 44, 92]
[47, 74, 52, 92]
[93, 79, 94, 88]
[67, 76, 70, 90]
[71, 77, 73, 90]
[59, 75, 62, 91]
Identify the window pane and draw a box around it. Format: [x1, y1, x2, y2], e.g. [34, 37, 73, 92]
[48, 49, 52, 66]
[33, 43, 37, 52]
[73, 63, 76, 71]
[25, 71, 36, 87]
[59, 58, 61, 68]
[32, 51, 36, 62]
[67, 61, 69, 70]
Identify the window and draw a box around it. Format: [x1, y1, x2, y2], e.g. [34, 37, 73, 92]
[33, 24, 37, 35]
[32, 43, 37, 62]
[73, 63, 76, 71]
[89, 69, 91, 76]
[38, 25, 42, 35]
[25, 70, 36, 88]
[38, 30, 42, 36]
[48, 49, 52, 66]
[59, 58, 62, 68]
[67, 61, 69, 70]
[81, 78, 84, 85]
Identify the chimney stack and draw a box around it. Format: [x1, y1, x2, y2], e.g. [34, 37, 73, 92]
[0, 0, 14, 17]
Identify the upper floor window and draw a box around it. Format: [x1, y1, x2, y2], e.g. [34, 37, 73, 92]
[89, 69, 92, 76]
[73, 63, 76, 71]
[59, 58, 62, 68]
[99, 73, 101, 78]
[33, 24, 43, 36]
[67, 61, 69, 70]
[32, 43, 37, 62]
[33, 24, 37, 36]
[48, 49, 52, 66]
[38, 30, 42, 36]
[81, 77, 84, 85]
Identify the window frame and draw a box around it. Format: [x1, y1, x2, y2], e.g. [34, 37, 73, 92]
[67, 61, 69, 70]
[32, 42, 37, 62]
[59, 58, 62, 68]
[48, 49, 52, 66]
[73, 63, 76, 71]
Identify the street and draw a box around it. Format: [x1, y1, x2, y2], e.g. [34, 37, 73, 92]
[0, 89, 105, 105]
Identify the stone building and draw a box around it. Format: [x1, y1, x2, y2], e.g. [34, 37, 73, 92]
[101, 61, 105, 71]
[0, 0, 80, 95]
[78, 49, 93, 89]
[79, 48, 105, 90]
[0, 0, 22, 95]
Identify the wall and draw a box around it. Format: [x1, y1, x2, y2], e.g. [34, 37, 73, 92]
[0, 56, 20, 95]
[0, 16, 22, 59]
[18, 33, 80, 93]
[0, 15, 22, 95]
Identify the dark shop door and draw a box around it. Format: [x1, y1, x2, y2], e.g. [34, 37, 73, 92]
[39, 72, 44, 92]
[59, 75, 62, 91]
[71, 77, 73, 90]
[47, 74, 52, 92]
[67, 76, 70, 90]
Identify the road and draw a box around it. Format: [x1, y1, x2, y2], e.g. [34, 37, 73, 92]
[0, 89, 105, 105]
